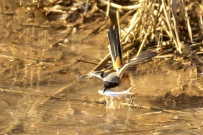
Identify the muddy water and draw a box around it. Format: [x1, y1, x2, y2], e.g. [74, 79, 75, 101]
[0, 1, 203, 135]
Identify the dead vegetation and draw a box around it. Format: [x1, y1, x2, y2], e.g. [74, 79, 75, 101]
[0, 1, 203, 134]
[0, 0, 203, 92]
[90, 0, 203, 72]
[36, 0, 203, 72]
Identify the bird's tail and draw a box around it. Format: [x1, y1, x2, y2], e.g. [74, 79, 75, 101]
[108, 25, 123, 70]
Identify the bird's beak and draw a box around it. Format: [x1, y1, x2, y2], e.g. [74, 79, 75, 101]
[103, 88, 106, 93]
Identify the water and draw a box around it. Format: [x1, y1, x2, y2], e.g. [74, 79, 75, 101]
[0, 1, 203, 135]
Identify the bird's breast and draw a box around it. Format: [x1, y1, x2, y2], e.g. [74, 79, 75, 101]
[103, 72, 120, 84]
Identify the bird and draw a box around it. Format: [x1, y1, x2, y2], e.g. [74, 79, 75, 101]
[89, 24, 157, 92]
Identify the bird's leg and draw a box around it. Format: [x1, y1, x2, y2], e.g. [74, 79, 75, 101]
[103, 88, 106, 93]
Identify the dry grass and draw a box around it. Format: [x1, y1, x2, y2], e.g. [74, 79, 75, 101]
[92, 0, 203, 71]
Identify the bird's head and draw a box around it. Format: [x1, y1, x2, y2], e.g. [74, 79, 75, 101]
[89, 71, 104, 79]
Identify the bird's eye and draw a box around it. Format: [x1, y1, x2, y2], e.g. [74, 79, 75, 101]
[91, 71, 104, 79]
[95, 71, 103, 78]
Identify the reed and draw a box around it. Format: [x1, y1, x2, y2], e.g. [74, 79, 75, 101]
[93, 0, 203, 71]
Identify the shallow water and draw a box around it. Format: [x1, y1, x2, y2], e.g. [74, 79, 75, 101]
[0, 1, 203, 135]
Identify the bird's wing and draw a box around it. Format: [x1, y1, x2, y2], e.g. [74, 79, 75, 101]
[108, 25, 123, 72]
[118, 52, 157, 77]
[88, 71, 104, 80]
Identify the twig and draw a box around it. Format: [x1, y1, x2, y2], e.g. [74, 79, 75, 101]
[100, 0, 141, 10]
[84, 0, 89, 16]
[76, 58, 98, 65]
[106, 0, 110, 17]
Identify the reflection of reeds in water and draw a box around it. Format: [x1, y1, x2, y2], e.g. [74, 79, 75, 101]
[0, 1, 52, 88]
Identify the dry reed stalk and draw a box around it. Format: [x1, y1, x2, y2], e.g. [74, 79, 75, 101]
[100, 0, 141, 10]
[106, 0, 110, 17]
[84, 0, 89, 16]
[92, 0, 203, 71]
[162, 0, 181, 53]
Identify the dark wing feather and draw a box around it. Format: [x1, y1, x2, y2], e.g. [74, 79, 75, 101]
[108, 26, 116, 64]
[115, 25, 122, 62]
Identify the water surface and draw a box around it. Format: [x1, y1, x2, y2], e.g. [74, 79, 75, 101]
[0, 1, 203, 135]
